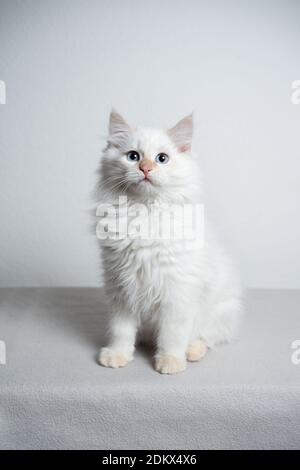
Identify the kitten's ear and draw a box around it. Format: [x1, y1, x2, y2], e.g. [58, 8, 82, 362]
[168, 113, 193, 153]
[108, 109, 131, 147]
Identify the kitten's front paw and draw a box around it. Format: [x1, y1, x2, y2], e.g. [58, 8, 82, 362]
[98, 347, 131, 368]
[154, 355, 186, 374]
[187, 339, 208, 362]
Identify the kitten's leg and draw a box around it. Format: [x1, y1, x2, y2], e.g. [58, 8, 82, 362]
[98, 313, 137, 368]
[154, 304, 193, 374]
[186, 339, 207, 362]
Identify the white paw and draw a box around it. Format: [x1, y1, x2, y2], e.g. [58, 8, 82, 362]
[154, 355, 186, 374]
[186, 339, 207, 362]
[98, 347, 131, 368]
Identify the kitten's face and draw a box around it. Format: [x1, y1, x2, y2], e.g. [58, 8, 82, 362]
[102, 111, 194, 200]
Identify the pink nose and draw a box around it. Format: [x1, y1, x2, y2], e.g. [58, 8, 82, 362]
[140, 166, 152, 177]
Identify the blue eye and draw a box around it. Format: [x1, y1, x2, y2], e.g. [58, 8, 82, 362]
[126, 151, 140, 162]
[155, 153, 169, 164]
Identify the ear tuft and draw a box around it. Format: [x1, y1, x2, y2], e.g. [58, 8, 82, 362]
[109, 109, 131, 135]
[168, 113, 193, 153]
[107, 109, 132, 148]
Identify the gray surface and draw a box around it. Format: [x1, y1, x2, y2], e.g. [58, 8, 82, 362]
[0, 288, 300, 449]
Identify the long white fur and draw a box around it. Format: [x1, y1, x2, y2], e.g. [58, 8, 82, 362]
[97, 111, 242, 374]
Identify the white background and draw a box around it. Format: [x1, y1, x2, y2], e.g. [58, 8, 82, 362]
[0, 0, 299, 288]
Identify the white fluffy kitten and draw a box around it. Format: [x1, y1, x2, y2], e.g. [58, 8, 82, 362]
[97, 110, 242, 374]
